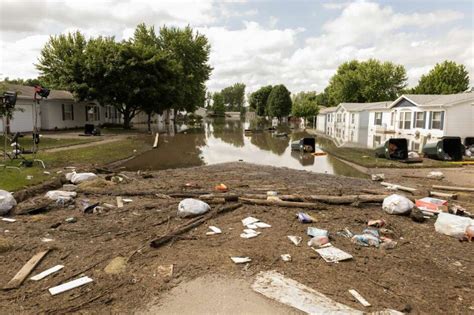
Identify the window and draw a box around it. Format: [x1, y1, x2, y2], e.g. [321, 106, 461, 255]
[399, 112, 412, 129]
[430, 111, 444, 130]
[415, 112, 426, 128]
[86, 105, 100, 122]
[351, 113, 355, 124]
[373, 135, 381, 147]
[343, 113, 346, 123]
[62, 104, 74, 121]
[390, 112, 395, 126]
[374, 112, 383, 126]
[412, 142, 420, 151]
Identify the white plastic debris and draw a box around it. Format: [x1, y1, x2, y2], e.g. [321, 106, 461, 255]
[307, 227, 328, 237]
[434, 212, 474, 239]
[31, 265, 64, 281]
[348, 289, 371, 307]
[0, 190, 17, 215]
[67, 172, 98, 184]
[48, 276, 93, 295]
[313, 246, 353, 263]
[1, 217, 16, 222]
[177, 198, 210, 218]
[45, 190, 77, 201]
[408, 151, 420, 159]
[382, 194, 414, 215]
[231, 257, 252, 264]
[254, 222, 271, 228]
[427, 171, 444, 180]
[206, 226, 222, 235]
[242, 216, 260, 226]
[287, 235, 302, 246]
[281, 254, 292, 262]
[41, 238, 54, 242]
[240, 229, 261, 239]
[122, 198, 133, 203]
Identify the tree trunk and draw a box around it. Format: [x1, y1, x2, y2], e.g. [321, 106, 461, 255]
[123, 111, 132, 129]
[147, 112, 152, 132]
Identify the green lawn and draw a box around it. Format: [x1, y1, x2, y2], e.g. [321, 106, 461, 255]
[0, 136, 150, 191]
[0, 135, 98, 151]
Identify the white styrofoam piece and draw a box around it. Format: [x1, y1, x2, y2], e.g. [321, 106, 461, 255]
[242, 216, 259, 226]
[48, 276, 93, 295]
[255, 222, 271, 228]
[287, 235, 302, 246]
[1, 218, 16, 222]
[314, 247, 353, 263]
[252, 271, 362, 314]
[30, 265, 64, 281]
[230, 257, 251, 264]
[348, 289, 371, 307]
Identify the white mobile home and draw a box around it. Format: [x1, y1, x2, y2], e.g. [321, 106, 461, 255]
[316, 107, 336, 136]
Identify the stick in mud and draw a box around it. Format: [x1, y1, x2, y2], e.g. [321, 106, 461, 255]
[238, 198, 325, 209]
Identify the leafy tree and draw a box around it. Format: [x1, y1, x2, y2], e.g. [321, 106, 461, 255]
[267, 84, 292, 119]
[212, 92, 225, 115]
[2, 77, 45, 87]
[326, 59, 407, 105]
[413, 61, 469, 94]
[315, 88, 329, 106]
[248, 85, 272, 116]
[221, 83, 245, 111]
[159, 26, 212, 113]
[292, 91, 319, 120]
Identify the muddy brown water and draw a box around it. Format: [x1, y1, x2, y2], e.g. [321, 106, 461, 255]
[124, 119, 366, 178]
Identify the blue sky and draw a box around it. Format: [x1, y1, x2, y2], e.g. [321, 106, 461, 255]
[1, 0, 473, 93]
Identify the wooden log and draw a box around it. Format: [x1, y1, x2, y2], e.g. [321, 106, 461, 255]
[380, 182, 417, 193]
[360, 188, 389, 195]
[3, 250, 50, 290]
[429, 191, 458, 200]
[307, 194, 387, 204]
[150, 203, 242, 248]
[401, 175, 426, 179]
[238, 198, 325, 209]
[432, 185, 474, 192]
[153, 133, 159, 149]
[199, 194, 239, 202]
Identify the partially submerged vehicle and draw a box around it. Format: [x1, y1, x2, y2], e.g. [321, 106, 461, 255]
[291, 137, 316, 153]
[375, 138, 408, 160]
[464, 137, 474, 156]
[422, 136, 464, 161]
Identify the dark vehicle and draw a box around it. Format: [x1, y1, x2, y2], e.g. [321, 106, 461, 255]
[375, 138, 408, 160]
[291, 137, 316, 153]
[422, 136, 464, 161]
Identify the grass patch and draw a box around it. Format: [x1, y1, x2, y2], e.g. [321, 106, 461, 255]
[0, 136, 150, 191]
[0, 135, 98, 151]
[316, 137, 459, 169]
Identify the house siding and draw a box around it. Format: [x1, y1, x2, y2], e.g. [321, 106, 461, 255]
[445, 102, 474, 140]
[40, 100, 105, 130]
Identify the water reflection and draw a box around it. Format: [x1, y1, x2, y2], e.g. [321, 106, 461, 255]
[124, 119, 366, 178]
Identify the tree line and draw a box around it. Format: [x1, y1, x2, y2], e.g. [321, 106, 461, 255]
[33, 23, 212, 129]
[208, 83, 246, 115]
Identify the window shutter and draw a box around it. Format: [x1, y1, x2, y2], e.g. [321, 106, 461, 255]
[62, 104, 65, 121]
[86, 106, 89, 122]
[440, 111, 445, 130]
[428, 111, 432, 129]
[422, 112, 426, 129]
[71, 104, 74, 121]
[412, 112, 416, 128]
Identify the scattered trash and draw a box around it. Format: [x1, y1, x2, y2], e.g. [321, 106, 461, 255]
[67, 172, 98, 184]
[45, 190, 77, 201]
[367, 219, 385, 228]
[287, 235, 302, 246]
[410, 207, 426, 223]
[231, 256, 252, 264]
[43, 171, 51, 175]
[307, 227, 328, 237]
[371, 174, 385, 181]
[1, 218, 16, 223]
[363, 228, 379, 238]
[30, 265, 64, 281]
[82, 201, 99, 214]
[313, 246, 353, 263]
[380, 239, 398, 250]
[61, 184, 77, 192]
[307, 235, 330, 247]
[381, 182, 417, 193]
[65, 217, 77, 223]
[449, 204, 470, 216]
[252, 271, 359, 314]
[336, 228, 353, 238]
[41, 238, 54, 242]
[122, 198, 133, 203]
[242, 216, 259, 226]
[177, 198, 210, 218]
[4, 250, 50, 289]
[0, 190, 17, 215]
[382, 194, 414, 214]
[104, 257, 127, 274]
[415, 197, 448, 214]
[156, 264, 174, 278]
[466, 225, 474, 241]
[267, 195, 282, 202]
[241, 229, 261, 239]
[215, 183, 228, 192]
[427, 171, 444, 180]
[48, 276, 93, 295]
[434, 212, 474, 240]
[116, 197, 124, 208]
[103, 203, 115, 209]
[348, 289, 371, 307]
[267, 191, 278, 196]
[408, 151, 420, 159]
[254, 222, 271, 228]
[206, 226, 222, 235]
[26, 175, 33, 180]
[297, 212, 316, 223]
[281, 254, 292, 262]
[351, 234, 380, 247]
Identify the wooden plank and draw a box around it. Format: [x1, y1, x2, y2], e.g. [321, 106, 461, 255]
[348, 289, 371, 307]
[432, 185, 474, 192]
[30, 265, 64, 281]
[238, 197, 325, 209]
[116, 196, 124, 208]
[429, 191, 457, 200]
[252, 271, 362, 314]
[380, 182, 417, 193]
[153, 133, 159, 149]
[3, 250, 50, 290]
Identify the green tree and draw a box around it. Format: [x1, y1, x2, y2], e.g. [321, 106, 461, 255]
[291, 91, 319, 121]
[159, 26, 212, 113]
[413, 61, 469, 94]
[267, 84, 292, 119]
[326, 59, 407, 105]
[248, 85, 272, 116]
[221, 83, 245, 111]
[212, 92, 225, 115]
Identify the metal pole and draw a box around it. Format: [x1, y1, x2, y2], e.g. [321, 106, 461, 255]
[2, 116, 7, 161]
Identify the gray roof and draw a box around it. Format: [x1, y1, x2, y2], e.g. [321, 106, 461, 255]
[398, 93, 474, 107]
[339, 101, 392, 112]
[319, 107, 337, 114]
[6, 84, 74, 101]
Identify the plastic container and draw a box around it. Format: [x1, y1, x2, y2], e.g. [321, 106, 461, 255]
[434, 212, 474, 239]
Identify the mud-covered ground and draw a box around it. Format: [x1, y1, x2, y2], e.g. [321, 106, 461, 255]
[0, 162, 473, 314]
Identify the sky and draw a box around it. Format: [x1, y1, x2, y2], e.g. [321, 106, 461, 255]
[0, 0, 473, 94]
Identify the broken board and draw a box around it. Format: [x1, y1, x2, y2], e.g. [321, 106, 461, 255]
[252, 271, 362, 314]
[3, 250, 50, 290]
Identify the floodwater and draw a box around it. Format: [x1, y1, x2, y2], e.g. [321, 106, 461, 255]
[124, 119, 366, 178]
